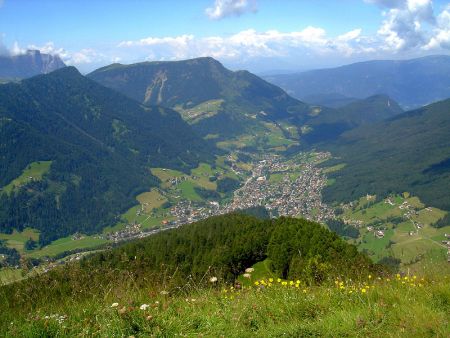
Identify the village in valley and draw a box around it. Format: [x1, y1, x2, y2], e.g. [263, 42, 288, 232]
[102, 151, 335, 242]
[2, 148, 449, 283]
[70, 148, 450, 272]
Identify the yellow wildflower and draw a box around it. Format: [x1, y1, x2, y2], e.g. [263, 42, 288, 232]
[361, 288, 367, 293]
[269, 278, 273, 283]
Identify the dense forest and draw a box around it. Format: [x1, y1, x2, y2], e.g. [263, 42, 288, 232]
[302, 95, 403, 144]
[0, 67, 215, 245]
[0, 214, 381, 312]
[86, 214, 379, 284]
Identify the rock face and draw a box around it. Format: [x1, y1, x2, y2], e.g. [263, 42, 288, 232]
[0, 50, 66, 80]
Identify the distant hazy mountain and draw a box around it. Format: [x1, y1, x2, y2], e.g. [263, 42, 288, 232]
[0, 67, 214, 244]
[265, 55, 450, 109]
[88, 57, 311, 138]
[302, 95, 403, 144]
[301, 93, 357, 108]
[322, 98, 450, 211]
[0, 50, 66, 80]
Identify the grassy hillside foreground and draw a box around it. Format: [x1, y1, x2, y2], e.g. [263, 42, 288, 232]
[1, 272, 449, 337]
[0, 215, 448, 336]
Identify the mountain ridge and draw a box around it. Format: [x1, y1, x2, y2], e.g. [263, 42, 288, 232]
[88, 57, 311, 139]
[265, 55, 450, 109]
[0, 50, 66, 80]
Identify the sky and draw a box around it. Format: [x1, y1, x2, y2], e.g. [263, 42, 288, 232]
[1, 0, 450, 73]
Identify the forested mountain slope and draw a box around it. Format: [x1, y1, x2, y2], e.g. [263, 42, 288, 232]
[0, 67, 214, 244]
[322, 98, 450, 211]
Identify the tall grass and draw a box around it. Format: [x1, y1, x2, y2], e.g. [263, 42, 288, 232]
[1, 266, 449, 337]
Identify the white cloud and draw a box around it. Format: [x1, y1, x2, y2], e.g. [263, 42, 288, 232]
[11, 41, 25, 55]
[205, 0, 257, 20]
[423, 5, 450, 50]
[376, 0, 435, 51]
[117, 26, 374, 63]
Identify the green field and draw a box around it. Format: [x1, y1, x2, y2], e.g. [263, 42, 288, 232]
[359, 228, 394, 261]
[0, 228, 40, 253]
[216, 122, 298, 152]
[136, 189, 167, 212]
[175, 99, 223, 124]
[1, 161, 52, 194]
[27, 235, 108, 259]
[340, 194, 450, 270]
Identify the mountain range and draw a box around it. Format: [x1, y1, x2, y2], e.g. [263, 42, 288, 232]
[265, 55, 450, 109]
[0, 50, 66, 81]
[87, 57, 312, 139]
[0, 66, 214, 244]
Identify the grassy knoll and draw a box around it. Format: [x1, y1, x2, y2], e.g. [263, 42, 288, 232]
[237, 258, 276, 286]
[1, 271, 448, 337]
[1, 161, 52, 194]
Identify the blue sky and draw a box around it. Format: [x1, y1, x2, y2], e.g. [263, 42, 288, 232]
[1, 0, 450, 73]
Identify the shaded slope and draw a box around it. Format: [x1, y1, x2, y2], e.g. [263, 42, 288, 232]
[302, 95, 403, 144]
[322, 98, 450, 210]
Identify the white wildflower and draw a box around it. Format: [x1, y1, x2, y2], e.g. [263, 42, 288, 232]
[111, 302, 119, 308]
[140, 304, 150, 311]
[209, 276, 218, 283]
